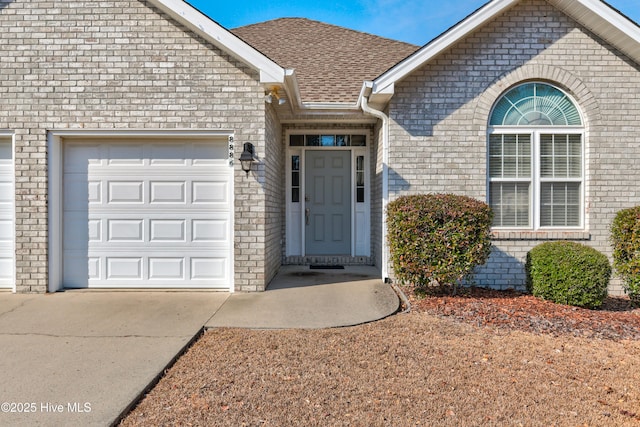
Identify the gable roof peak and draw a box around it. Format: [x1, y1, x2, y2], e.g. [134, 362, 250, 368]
[369, 0, 640, 102]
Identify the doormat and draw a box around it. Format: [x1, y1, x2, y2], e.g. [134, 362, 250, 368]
[310, 265, 345, 270]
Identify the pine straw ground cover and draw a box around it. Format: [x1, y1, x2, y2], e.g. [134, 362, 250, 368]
[121, 288, 640, 427]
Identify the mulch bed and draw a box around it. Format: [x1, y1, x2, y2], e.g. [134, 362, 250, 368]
[408, 286, 640, 341]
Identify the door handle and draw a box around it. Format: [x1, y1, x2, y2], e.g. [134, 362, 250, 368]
[305, 208, 310, 226]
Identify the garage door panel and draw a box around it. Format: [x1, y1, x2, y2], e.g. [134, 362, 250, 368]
[107, 144, 144, 165]
[192, 219, 228, 242]
[106, 257, 143, 280]
[191, 256, 228, 280]
[63, 140, 232, 289]
[108, 181, 145, 204]
[64, 143, 101, 172]
[0, 140, 14, 288]
[107, 219, 144, 242]
[150, 219, 186, 242]
[149, 257, 185, 280]
[150, 144, 187, 166]
[192, 142, 227, 165]
[0, 258, 13, 281]
[192, 181, 228, 204]
[150, 181, 186, 204]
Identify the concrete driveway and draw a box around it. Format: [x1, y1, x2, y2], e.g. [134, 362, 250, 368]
[0, 291, 228, 427]
[0, 267, 400, 426]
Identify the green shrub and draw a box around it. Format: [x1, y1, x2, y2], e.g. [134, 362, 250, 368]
[525, 241, 611, 309]
[386, 194, 493, 293]
[611, 207, 640, 305]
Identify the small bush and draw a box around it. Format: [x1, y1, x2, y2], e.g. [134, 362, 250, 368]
[525, 241, 611, 309]
[386, 194, 493, 293]
[611, 207, 640, 305]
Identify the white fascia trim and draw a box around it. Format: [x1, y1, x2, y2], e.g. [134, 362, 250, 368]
[48, 129, 234, 138]
[373, 0, 520, 94]
[559, 0, 640, 46]
[300, 102, 361, 111]
[149, 0, 285, 84]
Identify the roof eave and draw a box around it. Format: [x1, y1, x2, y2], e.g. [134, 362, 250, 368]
[149, 0, 285, 84]
[553, 0, 640, 62]
[373, 0, 519, 94]
[372, 0, 640, 97]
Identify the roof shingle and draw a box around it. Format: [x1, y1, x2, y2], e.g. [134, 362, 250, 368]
[231, 18, 419, 103]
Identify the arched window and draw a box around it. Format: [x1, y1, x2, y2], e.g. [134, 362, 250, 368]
[488, 82, 584, 229]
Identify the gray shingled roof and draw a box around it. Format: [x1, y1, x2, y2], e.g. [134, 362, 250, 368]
[231, 18, 419, 104]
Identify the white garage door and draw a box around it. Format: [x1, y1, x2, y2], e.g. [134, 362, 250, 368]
[0, 140, 13, 289]
[63, 140, 232, 289]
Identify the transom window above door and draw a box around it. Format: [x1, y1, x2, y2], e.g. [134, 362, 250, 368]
[289, 134, 366, 147]
[488, 82, 584, 229]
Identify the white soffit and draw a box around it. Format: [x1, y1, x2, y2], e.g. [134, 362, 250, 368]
[553, 0, 640, 61]
[149, 0, 285, 84]
[372, 0, 640, 96]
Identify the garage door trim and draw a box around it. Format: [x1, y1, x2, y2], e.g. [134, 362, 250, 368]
[0, 132, 15, 292]
[48, 130, 235, 292]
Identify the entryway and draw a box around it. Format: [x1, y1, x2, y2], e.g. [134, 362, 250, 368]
[285, 132, 371, 260]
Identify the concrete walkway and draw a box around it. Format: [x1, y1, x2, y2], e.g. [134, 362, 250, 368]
[0, 266, 399, 426]
[207, 266, 399, 329]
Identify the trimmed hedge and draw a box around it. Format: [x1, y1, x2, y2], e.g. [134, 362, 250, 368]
[525, 241, 611, 309]
[611, 206, 640, 305]
[386, 194, 493, 292]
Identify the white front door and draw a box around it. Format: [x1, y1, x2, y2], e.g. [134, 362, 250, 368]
[62, 140, 232, 289]
[304, 150, 351, 255]
[0, 140, 13, 288]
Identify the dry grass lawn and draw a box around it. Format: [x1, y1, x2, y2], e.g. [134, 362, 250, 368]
[121, 310, 640, 426]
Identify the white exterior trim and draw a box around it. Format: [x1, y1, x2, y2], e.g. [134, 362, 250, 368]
[48, 130, 235, 292]
[284, 131, 371, 258]
[0, 131, 15, 292]
[148, 0, 286, 84]
[371, 0, 640, 98]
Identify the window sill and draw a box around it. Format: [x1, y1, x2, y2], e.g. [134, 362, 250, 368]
[491, 230, 591, 241]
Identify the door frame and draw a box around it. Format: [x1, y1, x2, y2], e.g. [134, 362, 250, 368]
[285, 131, 370, 258]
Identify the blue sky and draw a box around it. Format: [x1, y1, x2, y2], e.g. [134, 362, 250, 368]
[188, 0, 640, 46]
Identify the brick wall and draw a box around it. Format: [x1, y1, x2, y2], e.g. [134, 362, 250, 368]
[263, 103, 283, 289]
[388, 0, 640, 294]
[0, 0, 268, 292]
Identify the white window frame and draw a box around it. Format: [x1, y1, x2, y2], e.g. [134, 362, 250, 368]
[488, 127, 585, 230]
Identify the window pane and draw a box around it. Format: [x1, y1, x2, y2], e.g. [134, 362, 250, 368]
[291, 171, 299, 187]
[321, 135, 335, 146]
[351, 135, 366, 146]
[540, 182, 581, 227]
[292, 188, 300, 203]
[541, 134, 582, 178]
[291, 155, 300, 171]
[490, 182, 531, 227]
[488, 134, 531, 179]
[290, 135, 304, 146]
[357, 188, 365, 203]
[306, 135, 320, 146]
[490, 83, 582, 126]
[336, 135, 350, 146]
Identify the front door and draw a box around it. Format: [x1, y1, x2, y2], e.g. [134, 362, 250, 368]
[305, 150, 351, 255]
